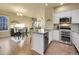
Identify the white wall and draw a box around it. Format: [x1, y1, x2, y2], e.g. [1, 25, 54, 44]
[54, 4, 78, 13]
[0, 10, 32, 38]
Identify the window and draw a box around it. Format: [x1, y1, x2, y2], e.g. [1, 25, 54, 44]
[0, 16, 8, 31]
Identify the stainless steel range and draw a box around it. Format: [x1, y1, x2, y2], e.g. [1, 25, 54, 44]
[59, 17, 71, 42]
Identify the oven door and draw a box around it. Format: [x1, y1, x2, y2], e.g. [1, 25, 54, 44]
[60, 30, 71, 42]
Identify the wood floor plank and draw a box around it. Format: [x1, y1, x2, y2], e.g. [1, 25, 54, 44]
[45, 41, 78, 55]
[0, 37, 78, 55]
[0, 37, 39, 55]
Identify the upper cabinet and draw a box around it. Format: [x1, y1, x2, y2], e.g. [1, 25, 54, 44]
[53, 9, 79, 24]
[71, 10, 78, 23]
[53, 13, 60, 24]
[76, 10, 79, 23]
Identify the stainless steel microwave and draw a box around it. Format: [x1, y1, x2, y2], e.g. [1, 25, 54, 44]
[60, 17, 72, 24]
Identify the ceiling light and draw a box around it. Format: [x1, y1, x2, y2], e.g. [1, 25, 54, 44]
[17, 13, 19, 16]
[20, 8, 24, 12]
[60, 3, 63, 5]
[16, 8, 24, 13]
[17, 13, 23, 16]
[19, 13, 23, 16]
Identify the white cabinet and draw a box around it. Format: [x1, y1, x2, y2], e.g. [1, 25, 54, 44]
[53, 13, 60, 24]
[53, 30, 59, 41]
[53, 11, 71, 24]
[32, 33, 44, 54]
[60, 11, 71, 17]
[71, 32, 79, 51]
[76, 10, 79, 23]
[48, 30, 60, 43]
[53, 9, 79, 23]
[70, 9, 79, 23]
[53, 12, 64, 24]
[32, 32, 49, 55]
[71, 10, 78, 23]
[49, 31, 53, 43]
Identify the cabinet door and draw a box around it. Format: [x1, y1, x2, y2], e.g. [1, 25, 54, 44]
[76, 9, 79, 23]
[71, 10, 78, 23]
[71, 32, 79, 51]
[53, 30, 59, 41]
[32, 33, 44, 54]
[49, 31, 53, 43]
[62, 11, 71, 17]
[53, 13, 61, 24]
[53, 12, 63, 24]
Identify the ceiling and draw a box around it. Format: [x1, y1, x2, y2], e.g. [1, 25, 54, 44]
[0, 3, 62, 18]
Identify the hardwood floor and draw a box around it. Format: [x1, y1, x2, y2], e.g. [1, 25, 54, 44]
[0, 37, 78, 55]
[13, 37, 40, 55]
[0, 37, 39, 55]
[45, 41, 78, 55]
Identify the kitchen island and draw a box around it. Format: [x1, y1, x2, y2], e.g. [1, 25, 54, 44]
[31, 31, 49, 54]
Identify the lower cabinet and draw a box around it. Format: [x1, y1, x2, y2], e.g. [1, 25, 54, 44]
[32, 32, 49, 55]
[71, 32, 79, 51]
[53, 30, 60, 41]
[48, 31, 53, 43]
[48, 30, 60, 43]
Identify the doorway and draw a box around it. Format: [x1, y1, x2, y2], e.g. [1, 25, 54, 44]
[10, 23, 28, 42]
